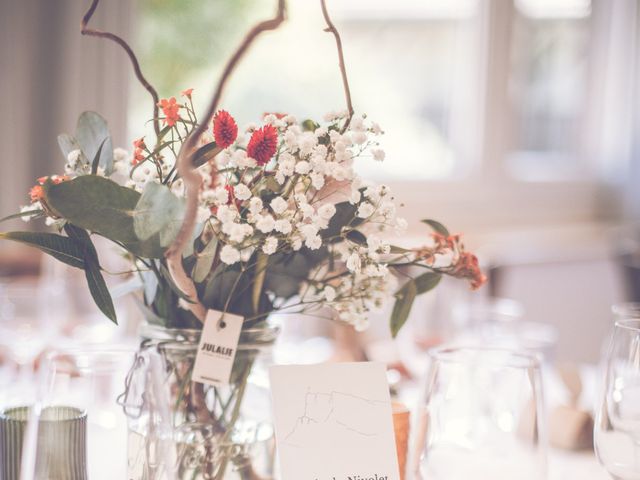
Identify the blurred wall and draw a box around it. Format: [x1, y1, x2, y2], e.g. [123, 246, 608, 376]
[0, 0, 131, 224]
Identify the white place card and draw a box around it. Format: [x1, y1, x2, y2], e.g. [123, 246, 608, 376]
[192, 310, 243, 386]
[269, 362, 400, 480]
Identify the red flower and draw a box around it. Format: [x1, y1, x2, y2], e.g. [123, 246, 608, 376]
[181, 88, 194, 99]
[132, 137, 146, 165]
[213, 110, 238, 149]
[157, 97, 180, 127]
[247, 124, 278, 166]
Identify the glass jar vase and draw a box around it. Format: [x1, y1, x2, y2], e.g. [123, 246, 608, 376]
[122, 323, 279, 480]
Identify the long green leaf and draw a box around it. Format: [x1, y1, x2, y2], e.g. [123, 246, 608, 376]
[0, 210, 44, 224]
[0, 231, 85, 269]
[90, 137, 109, 175]
[192, 142, 220, 169]
[421, 219, 450, 237]
[390, 279, 417, 338]
[414, 272, 442, 294]
[43, 175, 165, 258]
[64, 224, 117, 324]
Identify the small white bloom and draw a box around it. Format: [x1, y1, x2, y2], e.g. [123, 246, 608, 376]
[349, 189, 362, 204]
[346, 253, 362, 273]
[305, 234, 322, 250]
[270, 196, 288, 215]
[262, 236, 278, 255]
[220, 245, 241, 264]
[284, 114, 297, 124]
[228, 223, 253, 243]
[249, 196, 263, 215]
[263, 114, 277, 125]
[298, 223, 319, 241]
[217, 205, 238, 224]
[357, 202, 376, 218]
[213, 187, 230, 205]
[233, 184, 252, 201]
[300, 203, 315, 219]
[323, 286, 336, 302]
[291, 237, 303, 251]
[294, 161, 311, 175]
[352, 131, 368, 145]
[256, 214, 275, 233]
[284, 130, 298, 150]
[350, 116, 365, 131]
[196, 206, 210, 223]
[67, 149, 82, 165]
[233, 150, 256, 168]
[299, 132, 317, 156]
[315, 126, 328, 138]
[395, 217, 408, 232]
[371, 122, 383, 135]
[113, 147, 129, 163]
[274, 219, 292, 234]
[317, 203, 336, 220]
[372, 148, 385, 162]
[310, 172, 325, 190]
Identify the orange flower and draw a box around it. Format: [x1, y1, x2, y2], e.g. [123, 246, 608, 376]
[181, 88, 194, 99]
[157, 97, 181, 127]
[132, 137, 146, 165]
[29, 185, 44, 202]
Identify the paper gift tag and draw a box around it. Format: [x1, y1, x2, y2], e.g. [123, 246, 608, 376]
[270, 362, 401, 480]
[192, 310, 243, 386]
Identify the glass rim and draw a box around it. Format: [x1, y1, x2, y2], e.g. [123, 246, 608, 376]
[614, 318, 640, 331]
[612, 302, 640, 317]
[0, 406, 86, 423]
[428, 345, 541, 369]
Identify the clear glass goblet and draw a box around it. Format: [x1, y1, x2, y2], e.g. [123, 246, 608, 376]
[414, 346, 547, 480]
[595, 319, 640, 479]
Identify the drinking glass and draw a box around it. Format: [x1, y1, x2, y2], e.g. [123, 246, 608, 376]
[595, 319, 640, 479]
[20, 346, 138, 480]
[414, 346, 547, 480]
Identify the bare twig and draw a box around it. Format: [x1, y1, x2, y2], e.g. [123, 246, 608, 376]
[81, 0, 160, 135]
[320, 0, 354, 132]
[164, 0, 287, 322]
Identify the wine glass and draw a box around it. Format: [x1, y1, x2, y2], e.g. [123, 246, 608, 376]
[414, 346, 547, 480]
[20, 346, 138, 480]
[595, 319, 640, 479]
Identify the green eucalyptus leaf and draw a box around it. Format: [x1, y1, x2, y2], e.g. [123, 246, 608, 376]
[345, 229, 367, 245]
[389, 245, 411, 254]
[0, 210, 44, 224]
[421, 219, 450, 237]
[0, 231, 85, 269]
[57, 133, 82, 160]
[91, 137, 109, 175]
[322, 202, 359, 240]
[76, 111, 114, 175]
[193, 142, 220, 169]
[302, 119, 319, 131]
[414, 272, 442, 294]
[43, 175, 165, 258]
[133, 182, 185, 247]
[64, 224, 117, 324]
[390, 279, 417, 338]
[192, 238, 217, 283]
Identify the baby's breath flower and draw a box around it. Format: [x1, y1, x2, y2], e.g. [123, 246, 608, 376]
[262, 236, 278, 255]
[220, 245, 241, 265]
[270, 196, 288, 215]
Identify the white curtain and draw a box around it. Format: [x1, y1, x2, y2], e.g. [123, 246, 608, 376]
[0, 0, 132, 228]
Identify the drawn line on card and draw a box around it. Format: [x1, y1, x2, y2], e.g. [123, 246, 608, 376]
[282, 388, 389, 447]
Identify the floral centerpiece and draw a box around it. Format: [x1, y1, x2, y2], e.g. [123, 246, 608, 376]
[0, 0, 485, 478]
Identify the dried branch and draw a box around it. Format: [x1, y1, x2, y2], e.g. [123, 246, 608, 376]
[164, 0, 287, 321]
[81, 0, 160, 135]
[320, 0, 354, 132]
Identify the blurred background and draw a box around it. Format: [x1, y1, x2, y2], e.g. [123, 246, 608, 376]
[1, 0, 640, 365]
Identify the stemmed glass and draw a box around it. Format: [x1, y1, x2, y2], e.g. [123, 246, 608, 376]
[595, 319, 640, 479]
[414, 346, 547, 480]
[19, 346, 138, 480]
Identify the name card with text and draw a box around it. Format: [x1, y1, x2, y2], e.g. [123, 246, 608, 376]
[192, 310, 243, 386]
[270, 362, 400, 480]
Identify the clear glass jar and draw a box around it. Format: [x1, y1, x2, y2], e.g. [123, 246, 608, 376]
[123, 323, 279, 480]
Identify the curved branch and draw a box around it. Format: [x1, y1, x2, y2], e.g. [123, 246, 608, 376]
[81, 0, 160, 135]
[320, 0, 354, 132]
[164, 0, 287, 321]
